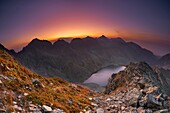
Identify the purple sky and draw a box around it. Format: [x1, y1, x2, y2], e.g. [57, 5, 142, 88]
[0, 0, 170, 55]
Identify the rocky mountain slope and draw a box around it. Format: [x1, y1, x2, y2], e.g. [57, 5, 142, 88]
[91, 62, 170, 112]
[14, 36, 157, 83]
[81, 62, 170, 112]
[0, 50, 96, 112]
[1, 44, 170, 113]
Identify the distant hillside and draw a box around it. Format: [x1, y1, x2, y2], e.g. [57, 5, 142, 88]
[0, 50, 95, 112]
[11, 36, 157, 83]
[157, 53, 170, 70]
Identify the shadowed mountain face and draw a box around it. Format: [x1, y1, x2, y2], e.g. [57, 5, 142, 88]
[157, 53, 170, 70]
[12, 36, 158, 83]
[0, 43, 16, 55]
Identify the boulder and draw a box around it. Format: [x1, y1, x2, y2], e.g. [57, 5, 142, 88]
[147, 94, 162, 108]
[32, 79, 43, 88]
[0, 80, 2, 84]
[138, 79, 146, 89]
[13, 105, 22, 111]
[137, 107, 145, 113]
[96, 108, 104, 113]
[51, 109, 65, 113]
[0, 108, 6, 113]
[128, 98, 138, 107]
[24, 93, 28, 96]
[42, 105, 52, 112]
[91, 102, 98, 107]
[154, 109, 169, 113]
[67, 99, 73, 105]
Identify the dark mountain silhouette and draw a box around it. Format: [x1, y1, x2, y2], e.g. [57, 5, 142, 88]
[13, 36, 158, 83]
[0, 43, 16, 55]
[0, 36, 158, 83]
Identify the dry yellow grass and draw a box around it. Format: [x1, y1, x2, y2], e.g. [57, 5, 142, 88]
[0, 50, 95, 112]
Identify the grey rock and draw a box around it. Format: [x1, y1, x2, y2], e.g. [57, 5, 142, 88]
[154, 109, 169, 113]
[32, 79, 43, 88]
[147, 94, 163, 108]
[42, 105, 52, 112]
[67, 99, 73, 105]
[52, 109, 65, 113]
[96, 108, 104, 113]
[0, 108, 6, 113]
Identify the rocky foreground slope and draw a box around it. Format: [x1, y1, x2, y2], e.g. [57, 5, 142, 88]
[0, 50, 96, 112]
[85, 62, 170, 113]
[1, 44, 170, 113]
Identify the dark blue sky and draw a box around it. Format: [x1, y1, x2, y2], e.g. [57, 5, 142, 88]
[0, 0, 170, 55]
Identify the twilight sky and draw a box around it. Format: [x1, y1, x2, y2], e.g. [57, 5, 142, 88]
[0, 0, 170, 55]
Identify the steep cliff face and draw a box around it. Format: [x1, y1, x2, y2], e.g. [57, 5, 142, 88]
[15, 37, 157, 83]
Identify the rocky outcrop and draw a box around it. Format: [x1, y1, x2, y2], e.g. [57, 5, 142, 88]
[105, 62, 170, 95]
[84, 62, 170, 112]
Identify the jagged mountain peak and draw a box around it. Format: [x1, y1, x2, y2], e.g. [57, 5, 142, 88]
[0, 43, 16, 55]
[0, 43, 7, 51]
[22, 38, 52, 51]
[54, 39, 68, 44]
[70, 38, 85, 47]
[98, 35, 108, 39]
[32, 37, 40, 41]
[53, 39, 69, 47]
[28, 38, 52, 47]
[85, 36, 93, 39]
[70, 38, 83, 43]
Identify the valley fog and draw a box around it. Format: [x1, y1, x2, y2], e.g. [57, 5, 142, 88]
[84, 66, 126, 86]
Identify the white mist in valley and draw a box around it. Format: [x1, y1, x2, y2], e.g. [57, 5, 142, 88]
[84, 66, 126, 86]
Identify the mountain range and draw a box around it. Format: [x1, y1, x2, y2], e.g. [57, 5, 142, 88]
[1, 37, 170, 112]
[1, 36, 170, 83]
